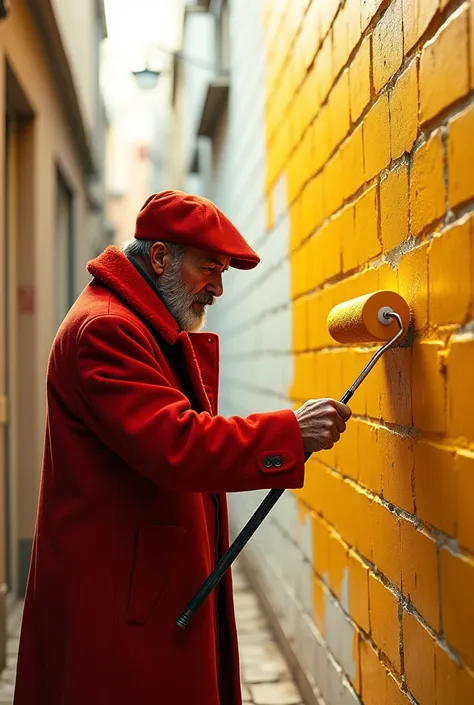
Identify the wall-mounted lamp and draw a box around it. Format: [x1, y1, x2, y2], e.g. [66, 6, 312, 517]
[0, 0, 10, 19]
[132, 46, 221, 90]
[132, 67, 162, 91]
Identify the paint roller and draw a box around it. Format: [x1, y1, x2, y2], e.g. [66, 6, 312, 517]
[176, 290, 410, 630]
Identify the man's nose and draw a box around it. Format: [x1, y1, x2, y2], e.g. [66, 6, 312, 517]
[206, 272, 224, 298]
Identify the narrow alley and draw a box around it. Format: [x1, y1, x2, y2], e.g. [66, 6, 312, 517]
[0, 561, 304, 705]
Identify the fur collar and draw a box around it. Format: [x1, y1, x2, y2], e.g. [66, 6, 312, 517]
[87, 246, 180, 345]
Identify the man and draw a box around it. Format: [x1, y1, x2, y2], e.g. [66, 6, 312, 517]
[14, 190, 351, 705]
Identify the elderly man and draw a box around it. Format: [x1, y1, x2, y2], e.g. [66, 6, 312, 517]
[14, 191, 351, 705]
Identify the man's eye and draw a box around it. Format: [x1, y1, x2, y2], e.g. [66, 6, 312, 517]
[203, 267, 214, 274]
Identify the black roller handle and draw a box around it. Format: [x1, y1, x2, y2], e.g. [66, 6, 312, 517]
[176, 388, 354, 630]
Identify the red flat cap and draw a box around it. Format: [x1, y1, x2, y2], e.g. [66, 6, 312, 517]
[134, 190, 260, 270]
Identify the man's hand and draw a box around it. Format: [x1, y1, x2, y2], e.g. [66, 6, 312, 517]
[294, 398, 352, 454]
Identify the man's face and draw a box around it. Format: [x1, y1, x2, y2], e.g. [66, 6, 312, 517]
[153, 245, 230, 332]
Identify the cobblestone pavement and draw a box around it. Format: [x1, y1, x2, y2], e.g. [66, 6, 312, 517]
[0, 563, 303, 705]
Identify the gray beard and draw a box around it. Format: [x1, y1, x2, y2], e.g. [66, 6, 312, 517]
[156, 260, 214, 332]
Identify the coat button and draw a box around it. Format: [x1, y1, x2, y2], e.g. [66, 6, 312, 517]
[273, 455, 283, 467]
[263, 456, 274, 468]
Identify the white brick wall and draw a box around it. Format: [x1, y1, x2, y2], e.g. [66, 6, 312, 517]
[184, 1, 361, 702]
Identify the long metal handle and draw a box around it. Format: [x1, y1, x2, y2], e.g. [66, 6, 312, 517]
[176, 311, 404, 630]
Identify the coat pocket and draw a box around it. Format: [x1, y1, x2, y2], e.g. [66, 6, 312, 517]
[126, 524, 187, 625]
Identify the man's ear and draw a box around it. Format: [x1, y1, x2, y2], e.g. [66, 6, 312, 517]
[150, 242, 168, 276]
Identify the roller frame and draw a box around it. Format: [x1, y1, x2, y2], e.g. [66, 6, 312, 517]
[176, 310, 406, 631]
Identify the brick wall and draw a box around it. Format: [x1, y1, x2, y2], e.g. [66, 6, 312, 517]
[200, 0, 474, 703]
[260, 0, 474, 703]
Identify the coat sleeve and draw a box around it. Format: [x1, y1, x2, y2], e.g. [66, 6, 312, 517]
[75, 314, 306, 493]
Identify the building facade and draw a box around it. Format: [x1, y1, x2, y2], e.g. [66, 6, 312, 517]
[171, 0, 474, 703]
[0, 0, 107, 671]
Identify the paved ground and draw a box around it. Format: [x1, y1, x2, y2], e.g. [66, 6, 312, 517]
[0, 562, 303, 704]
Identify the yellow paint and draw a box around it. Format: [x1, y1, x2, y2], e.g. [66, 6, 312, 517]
[448, 102, 474, 207]
[420, 6, 469, 124]
[261, 0, 474, 701]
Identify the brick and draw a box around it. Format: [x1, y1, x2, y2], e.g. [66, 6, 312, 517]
[412, 340, 446, 434]
[378, 262, 399, 294]
[293, 297, 308, 352]
[290, 353, 316, 403]
[420, 7, 469, 124]
[314, 35, 333, 106]
[354, 184, 381, 262]
[354, 491, 376, 562]
[447, 335, 474, 442]
[357, 421, 381, 493]
[402, 0, 438, 53]
[341, 125, 364, 201]
[360, 638, 385, 705]
[313, 106, 330, 174]
[400, 519, 439, 628]
[359, 637, 408, 705]
[301, 0, 321, 70]
[336, 205, 357, 275]
[349, 550, 369, 633]
[321, 218, 342, 281]
[389, 58, 418, 160]
[372, 502, 402, 589]
[328, 70, 350, 151]
[430, 217, 472, 326]
[410, 130, 445, 236]
[349, 36, 371, 122]
[320, 0, 340, 39]
[323, 154, 344, 218]
[312, 513, 330, 580]
[369, 573, 400, 671]
[332, 5, 349, 78]
[300, 181, 315, 240]
[291, 242, 310, 298]
[403, 611, 436, 705]
[328, 531, 349, 602]
[457, 451, 474, 554]
[380, 347, 412, 427]
[448, 102, 474, 208]
[435, 643, 474, 705]
[335, 478, 359, 548]
[379, 427, 414, 513]
[398, 242, 429, 330]
[363, 94, 391, 181]
[373, 0, 403, 94]
[380, 163, 409, 252]
[414, 440, 456, 536]
[313, 573, 326, 636]
[346, 0, 362, 54]
[336, 416, 359, 480]
[440, 548, 474, 669]
[361, 0, 385, 32]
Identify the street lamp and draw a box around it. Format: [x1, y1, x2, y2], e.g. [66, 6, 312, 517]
[132, 67, 162, 90]
[131, 46, 222, 90]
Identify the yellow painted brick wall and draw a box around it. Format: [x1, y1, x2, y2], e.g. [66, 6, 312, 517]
[263, 0, 474, 702]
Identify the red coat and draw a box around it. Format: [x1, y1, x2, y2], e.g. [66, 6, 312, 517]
[13, 247, 305, 705]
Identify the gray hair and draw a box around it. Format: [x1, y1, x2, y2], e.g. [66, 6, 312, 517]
[121, 238, 185, 263]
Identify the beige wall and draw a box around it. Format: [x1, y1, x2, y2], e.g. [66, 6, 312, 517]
[50, 0, 100, 145]
[106, 126, 151, 246]
[0, 0, 100, 613]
